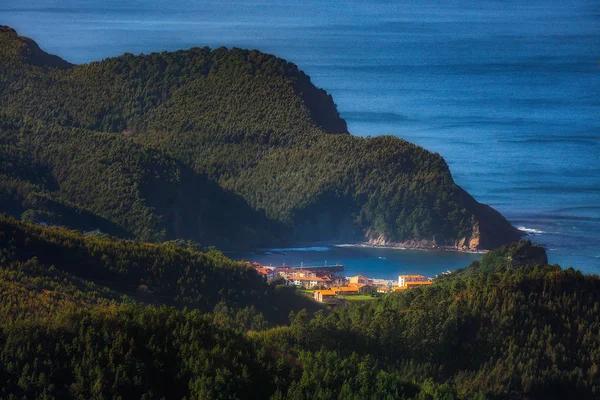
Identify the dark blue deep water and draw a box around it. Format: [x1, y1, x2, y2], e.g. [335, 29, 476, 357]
[3, 0, 599, 278]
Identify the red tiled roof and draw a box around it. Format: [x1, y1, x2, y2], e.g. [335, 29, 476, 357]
[315, 290, 336, 296]
[332, 286, 359, 292]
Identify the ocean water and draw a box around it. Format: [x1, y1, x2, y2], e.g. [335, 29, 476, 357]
[229, 246, 480, 280]
[3, 0, 599, 276]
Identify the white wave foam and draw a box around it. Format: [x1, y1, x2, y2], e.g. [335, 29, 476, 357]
[518, 226, 546, 235]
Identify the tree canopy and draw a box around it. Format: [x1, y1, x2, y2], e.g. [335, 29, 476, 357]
[0, 216, 597, 399]
[0, 26, 521, 250]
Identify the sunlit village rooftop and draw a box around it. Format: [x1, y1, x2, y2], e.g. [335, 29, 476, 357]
[246, 261, 437, 303]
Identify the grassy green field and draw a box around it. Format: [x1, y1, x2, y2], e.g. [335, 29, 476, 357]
[340, 295, 376, 301]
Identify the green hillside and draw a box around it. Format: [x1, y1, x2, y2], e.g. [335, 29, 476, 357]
[0, 215, 319, 325]
[0, 26, 521, 250]
[1, 24, 596, 400]
[0, 216, 597, 399]
[258, 241, 600, 399]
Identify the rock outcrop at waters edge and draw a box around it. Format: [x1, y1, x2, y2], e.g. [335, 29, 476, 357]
[0, 26, 523, 250]
[365, 183, 524, 251]
[457, 189, 525, 251]
[366, 222, 515, 252]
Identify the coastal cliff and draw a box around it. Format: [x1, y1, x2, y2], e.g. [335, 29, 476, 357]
[0, 26, 522, 250]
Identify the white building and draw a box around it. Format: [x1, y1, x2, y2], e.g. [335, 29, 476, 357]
[398, 275, 427, 288]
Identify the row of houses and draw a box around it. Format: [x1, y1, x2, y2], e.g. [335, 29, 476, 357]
[313, 284, 365, 303]
[248, 261, 434, 302]
[313, 274, 434, 303]
[247, 263, 346, 288]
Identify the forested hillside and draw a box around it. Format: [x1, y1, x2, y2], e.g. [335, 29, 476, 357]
[0, 217, 597, 399]
[0, 215, 318, 325]
[0, 26, 521, 250]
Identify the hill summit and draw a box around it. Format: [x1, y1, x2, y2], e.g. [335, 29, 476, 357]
[0, 26, 522, 250]
[0, 25, 71, 68]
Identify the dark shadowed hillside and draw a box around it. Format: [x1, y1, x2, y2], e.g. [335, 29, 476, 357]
[0, 215, 597, 399]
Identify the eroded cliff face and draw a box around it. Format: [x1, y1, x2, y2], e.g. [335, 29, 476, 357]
[365, 214, 521, 252]
[456, 222, 481, 251]
[365, 230, 460, 251]
[457, 189, 524, 251]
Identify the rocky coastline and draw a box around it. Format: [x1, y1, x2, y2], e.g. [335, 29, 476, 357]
[336, 240, 488, 254]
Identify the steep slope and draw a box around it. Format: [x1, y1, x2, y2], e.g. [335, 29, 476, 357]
[0, 27, 522, 250]
[0, 115, 284, 249]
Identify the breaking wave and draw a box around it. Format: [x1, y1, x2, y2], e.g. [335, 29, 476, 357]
[518, 226, 546, 235]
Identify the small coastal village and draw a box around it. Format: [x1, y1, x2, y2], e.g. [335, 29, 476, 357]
[246, 261, 440, 303]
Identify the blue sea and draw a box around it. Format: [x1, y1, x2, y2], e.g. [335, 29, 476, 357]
[229, 246, 481, 280]
[3, 0, 599, 279]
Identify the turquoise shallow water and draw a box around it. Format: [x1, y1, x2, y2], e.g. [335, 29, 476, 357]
[2, 0, 599, 275]
[229, 246, 480, 281]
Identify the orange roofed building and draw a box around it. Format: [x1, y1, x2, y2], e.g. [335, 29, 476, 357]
[395, 280, 433, 291]
[314, 289, 336, 303]
[255, 268, 277, 280]
[331, 286, 359, 295]
[398, 275, 429, 287]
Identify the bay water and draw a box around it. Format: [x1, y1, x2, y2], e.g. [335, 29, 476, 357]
[3, 0, 598, 277]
